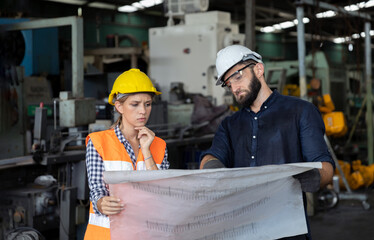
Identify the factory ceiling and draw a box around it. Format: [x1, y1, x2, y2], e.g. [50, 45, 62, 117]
[3, 0, 374, 44]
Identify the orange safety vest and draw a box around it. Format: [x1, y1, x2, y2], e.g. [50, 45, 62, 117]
[84, 129, 166, 240]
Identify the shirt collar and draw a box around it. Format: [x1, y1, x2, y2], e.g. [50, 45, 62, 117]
[244, 90, 279, 113]
[114, 125, 141, 149]
[260, 90, 278, 110]
[114, 125, 128, 144]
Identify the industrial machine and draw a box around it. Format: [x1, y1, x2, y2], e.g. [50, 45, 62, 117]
[0, 90, 94, 240]
[0, 17, 59, 160]
[146, 3, 242, 169]
[145, 0, 243, 170]
[0, 18, 59, 77]
[0, 16, 92, 240]
[317, 94, 348, 138]
[149, 10, 245, 106]
[265, 51, 348, 112]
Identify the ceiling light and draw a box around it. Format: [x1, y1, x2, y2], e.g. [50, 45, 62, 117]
[118, 5, 138, 12]
[273, 24, 282, 30]
[348, 43, 353, 51]
[333, 38, 345, 44]
[293, 18, 310, 25]
[261, 16, 310, 33]
[88, 2, 117, 10]
[352, 33, 360, 39]
[260, 26, 275, 33]
[344, 4, 360, 11]
[139, 0, 159, 8]
[132, 2, 145, 9]
[303, 18, 310, 23]
[279, 21, 295, 29]
[357, 2, 366, 8]
[365, 0, 374, 8]
[316, 10, 336, 18]
[44, 0, 86, 5]
[118, 0, 164, 13]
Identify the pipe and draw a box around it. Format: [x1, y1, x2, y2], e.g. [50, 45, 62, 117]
[365, 22, 373, 164]
[296, 5, 307, 100]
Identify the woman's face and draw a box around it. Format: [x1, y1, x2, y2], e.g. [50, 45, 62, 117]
[117, 93, 153, 127]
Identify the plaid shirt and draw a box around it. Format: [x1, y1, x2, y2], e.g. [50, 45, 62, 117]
[86, 125, 170, 215]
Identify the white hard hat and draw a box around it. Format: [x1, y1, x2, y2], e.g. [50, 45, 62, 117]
[216, 45, 263, 86]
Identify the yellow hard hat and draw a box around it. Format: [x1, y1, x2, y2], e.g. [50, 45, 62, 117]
[108, 68, 161, 105]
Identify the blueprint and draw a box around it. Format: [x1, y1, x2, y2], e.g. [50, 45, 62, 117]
[104, 162, 321, 240]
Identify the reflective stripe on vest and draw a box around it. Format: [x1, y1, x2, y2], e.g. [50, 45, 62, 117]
[88, 206, 110, 228]
[84, 203, 110, 240]
[84, 128, 166, 239]
[102, 160, 161, 171]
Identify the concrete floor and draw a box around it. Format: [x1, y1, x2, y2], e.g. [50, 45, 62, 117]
[309, 187, 374, 240]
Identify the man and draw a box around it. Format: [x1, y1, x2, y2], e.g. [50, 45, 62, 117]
[199, 45, 335, 239]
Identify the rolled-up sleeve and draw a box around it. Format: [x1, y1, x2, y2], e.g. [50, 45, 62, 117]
[86, 139, 109, 215]
[200, 120, 231, 167]
[299, 104, 335, 169]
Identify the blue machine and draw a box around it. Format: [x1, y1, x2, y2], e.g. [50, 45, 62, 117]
[0, 18, 59, 76]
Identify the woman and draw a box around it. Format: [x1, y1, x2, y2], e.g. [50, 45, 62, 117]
[84, 69, 170, 239]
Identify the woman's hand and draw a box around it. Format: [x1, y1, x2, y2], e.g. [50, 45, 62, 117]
[135, 126, 158, 170]
[134, 126, 155, 152]
[97, 196, 125, 215]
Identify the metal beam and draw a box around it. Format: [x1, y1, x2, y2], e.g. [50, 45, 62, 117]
[84, 47, 142, 55]
[245, 0, 256, 50]
[256, 6, 295, 19]
[296, 0, 371, 20]
[296, 5, 307, 100]
[72, 17, 84, 98]
[365, 22, 373, 164]
[1, 16, 84, 98]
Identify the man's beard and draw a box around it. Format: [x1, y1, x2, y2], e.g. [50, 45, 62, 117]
[235, 73, 262, 108]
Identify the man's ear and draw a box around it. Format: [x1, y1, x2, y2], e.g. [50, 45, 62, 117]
[114, 101, 123, 114]
[254, 63, 264, 78]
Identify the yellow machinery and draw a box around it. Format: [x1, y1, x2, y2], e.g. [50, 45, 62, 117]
[317, 94, 348, 138]
[281, 88, 348, 138]
[335, 159, 374, 190]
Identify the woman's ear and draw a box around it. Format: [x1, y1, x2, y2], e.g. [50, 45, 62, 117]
[114, 101, 123, 114]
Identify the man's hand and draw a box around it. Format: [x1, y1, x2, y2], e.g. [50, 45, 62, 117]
[293, 168, 321, 192]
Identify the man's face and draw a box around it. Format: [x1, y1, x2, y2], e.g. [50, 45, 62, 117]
[224, 64, 262, 108]
[239, 70, 262, 108]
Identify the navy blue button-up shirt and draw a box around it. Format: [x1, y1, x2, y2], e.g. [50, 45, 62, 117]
[201, 91, 334, 169]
